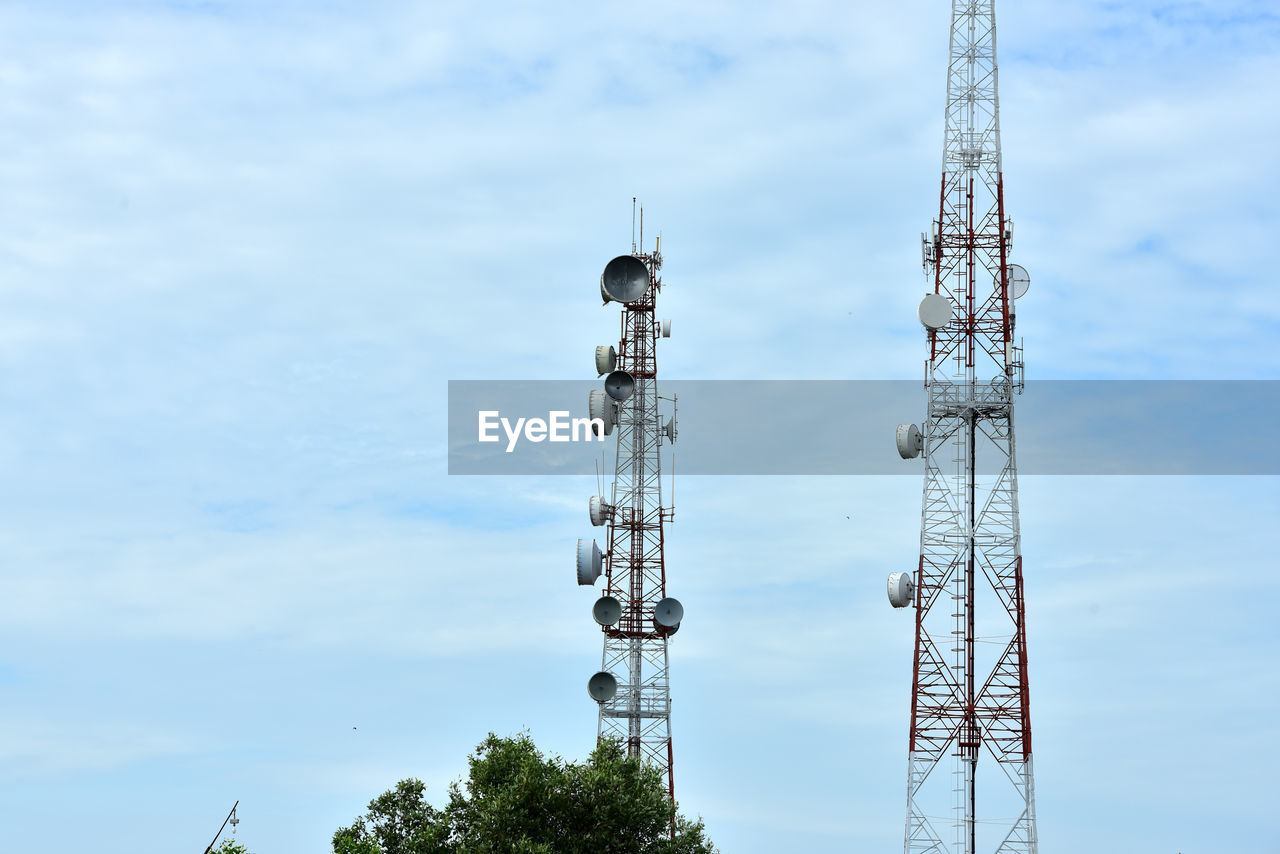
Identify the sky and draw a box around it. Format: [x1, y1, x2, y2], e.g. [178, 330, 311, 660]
[0, 1, 1277, 852]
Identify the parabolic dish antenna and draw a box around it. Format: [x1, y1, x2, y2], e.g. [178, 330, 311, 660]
[896, 423, 923, 460]
[660, 318, 672, 338]
[604, 370, 635, 402]
[587, 671, 618, 703]
[594, 345, 616, 376]
[600, 255, 648, 304]
[918, 293, 953, 331]
[576, 539, 602, 586]
[887, 571, 914, 608]
[662, 417, 676, 443]
[653, 597, 684, 628]
[1006, 263, 1031, 299]
[588, 495, 609, 527]
[592, 596, 622, 627]
[588, 388, 614, 436]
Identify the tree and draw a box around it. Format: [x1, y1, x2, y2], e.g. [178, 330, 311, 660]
[210, 841, 252, 854]
[334, 734, 716, 854]
[333, 778, 449, 854]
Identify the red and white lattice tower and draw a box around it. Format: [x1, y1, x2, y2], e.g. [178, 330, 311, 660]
[889, 3, 1037, 852]
[576, 228, 680, 800]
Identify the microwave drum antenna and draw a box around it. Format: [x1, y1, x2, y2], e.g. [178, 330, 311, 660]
[588, 389, 614, 436]
[595, 345, 617, 376]
[887, 571, 914, 608]
[576, 539, 602, 586]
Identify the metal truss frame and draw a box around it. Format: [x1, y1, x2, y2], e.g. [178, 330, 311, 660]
[903, 2, 1037, 852]
[598, 248, 678, 800]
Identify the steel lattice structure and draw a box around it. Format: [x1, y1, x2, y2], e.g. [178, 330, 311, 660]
[579, 236, 679, 801]
[895, 3, 1038, 853]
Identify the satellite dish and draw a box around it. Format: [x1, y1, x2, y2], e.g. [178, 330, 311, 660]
[588, 389, 614, 436]
[664, 621, 680, 637]
[653, 597, 683, 628]
[1007, 264, 1031, 299]
[887, 571, 914, 608]
[662, 417, 676, 443]
[589, 495, 609, 526]
[595, 345, 616, 376]
[660, 318, 672, 338]
[576, 539, 603, 586]
[896, 423, 923, 459]
[587, 671, 618, 703]
[600, 255, 649, 304]
[604, 370, 635, 402]
[918, 293, 952, 331]
[592, 595, 622, 627]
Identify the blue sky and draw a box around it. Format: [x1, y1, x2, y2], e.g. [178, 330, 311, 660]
[0, 1, 1277, 852]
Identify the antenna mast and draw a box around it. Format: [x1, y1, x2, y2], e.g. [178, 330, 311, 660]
[201, 801, 239, 854]
[890, 3, 1038, 852]
[577, 220, 680, 801]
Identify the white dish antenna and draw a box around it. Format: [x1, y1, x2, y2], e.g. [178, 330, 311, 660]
[918, 293, 952, 331]
[588, 495, 610, 526]
[662, 417, 676, 443]
[587, 671, 618, 702]
[588, 388, 614, 436]
[592, 595, 622, 627]
[576, 539, 603, 586]
[660, 318, 672, 338]
[600, 255, 649, 304]
[653, 597, 683, 628]
[1007, 263, 1031, 299]
[896, 423, 923, 459]
[887, 571, 914, 608]
[604, 370, 635, 402]
[594, 345, 616, 376]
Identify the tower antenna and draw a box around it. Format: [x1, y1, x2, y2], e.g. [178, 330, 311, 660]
[201, 801, 239, 854]
[889, 2, 1038, 852]
[576, 217, 681, 804]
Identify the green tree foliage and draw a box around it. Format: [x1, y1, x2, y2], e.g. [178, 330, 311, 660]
[334, 778, 449, 854]
[334, 734, 716, 854]
[210, 840, 252, 854]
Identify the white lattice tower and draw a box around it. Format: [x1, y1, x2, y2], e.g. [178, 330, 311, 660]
[578, 237, 679, 801]
[893, 3, 1038, 853]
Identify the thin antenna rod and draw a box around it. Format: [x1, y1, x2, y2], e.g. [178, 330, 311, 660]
[202, 801, 239, 854]
[669, 396, 677, 511]
[631, 198, 637, 253]
[669, 450, 676, 513]
[639, 207, 644, 254]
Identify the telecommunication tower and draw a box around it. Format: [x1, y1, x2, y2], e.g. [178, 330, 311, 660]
[888, 3, 1038, 852]
[576, 220, 681, 799]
